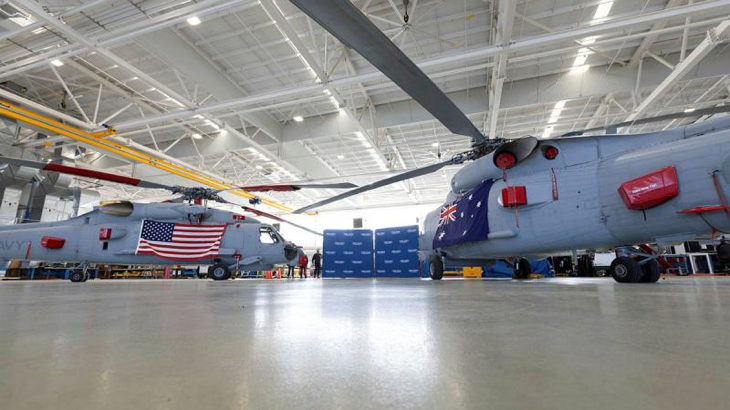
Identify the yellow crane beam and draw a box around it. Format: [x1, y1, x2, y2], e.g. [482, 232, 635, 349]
[0, 100, 292, 213]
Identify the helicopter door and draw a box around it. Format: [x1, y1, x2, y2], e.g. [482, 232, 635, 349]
[257, 225, 284, 257]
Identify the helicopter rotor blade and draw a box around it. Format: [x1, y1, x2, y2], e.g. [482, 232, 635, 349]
[218, 182, 358, 193]
[289, 0, 486, 145]
[239, 205, 322, 236]
[0, 157, 174, 190]
[580, 105, 730, 134]
[293, 159, 454, 214]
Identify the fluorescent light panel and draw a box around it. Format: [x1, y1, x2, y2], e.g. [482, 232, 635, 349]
[593, 2, 614, 20]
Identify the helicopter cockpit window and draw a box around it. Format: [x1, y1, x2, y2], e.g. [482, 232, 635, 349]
[259, 227, 280, 244]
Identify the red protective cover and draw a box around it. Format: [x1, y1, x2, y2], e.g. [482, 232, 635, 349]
[41, 236, 65, 249]
[502, 186, 527, 207]
[618, 166, 679, 210]
[99, 228, 112, 241]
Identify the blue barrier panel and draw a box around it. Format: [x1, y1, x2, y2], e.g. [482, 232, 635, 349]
[375, 225, 420, 277]
[323, 229, 374, 278]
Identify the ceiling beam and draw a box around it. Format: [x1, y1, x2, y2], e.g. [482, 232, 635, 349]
[121, 49, 729, 165]
[108, 0, 730, 132]
[625, 20, 730, 121]
[484, 0, 517, 139]
[627, 0, 686, 68]
[259, 0, 391, 171]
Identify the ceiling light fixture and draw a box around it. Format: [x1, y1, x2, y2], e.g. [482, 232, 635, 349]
[187, 16, 201, 26]
[191, 133, 203, 140]
[431, 142, 440, 148]
[684, 107, 696, 113]
[548, 100, 567, 124]
[570, 48, 592, 74]
[593, 2, 614, 21]
[541, 125, 555, 139]
[293, 115, 304, 122]
[50, 59, 64, 67]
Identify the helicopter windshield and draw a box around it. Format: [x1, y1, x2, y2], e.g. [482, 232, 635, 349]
[259, 226, 280, 244]
[99, 201, 134, 217]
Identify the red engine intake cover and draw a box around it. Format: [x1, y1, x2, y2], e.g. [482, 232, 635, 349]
[618, 166, 679, 210]
[41, 236, 65, 249]
[99, 228, 112, 241]
[502, 186, 527, 207]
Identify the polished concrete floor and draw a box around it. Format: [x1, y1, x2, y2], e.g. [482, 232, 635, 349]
[1, 277, 729, 409]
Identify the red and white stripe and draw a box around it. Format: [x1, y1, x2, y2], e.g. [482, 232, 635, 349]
[136, 223, 227, 260]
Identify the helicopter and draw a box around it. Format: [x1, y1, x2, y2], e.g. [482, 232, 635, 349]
[284, 0, 730, 283]
[0, 156, 356, 282]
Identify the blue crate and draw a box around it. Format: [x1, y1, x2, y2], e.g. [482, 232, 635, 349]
[323, 229, 374, 278]
[375, 225, 420, 277]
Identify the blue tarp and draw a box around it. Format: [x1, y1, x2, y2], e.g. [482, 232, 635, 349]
[483, 259, 553, 277]
[421, 258, 554, 278]
[375, 226, 420, 277]
[323, 229, 374, 278]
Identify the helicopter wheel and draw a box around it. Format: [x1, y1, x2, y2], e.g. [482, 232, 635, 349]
[69, 270, 85, 283]
[209, 263, 231, 281]
[429, 255, 444, 280]
[639, 259, 661, 283]
[513, 258, 532, 279]
[610, 257, 642, 283]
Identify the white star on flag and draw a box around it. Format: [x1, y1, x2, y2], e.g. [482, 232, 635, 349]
[460, 212, 464, 218]
[438, 231, 446, 240]
[462, 230, 468, 236]
[476, 201, 482, 208]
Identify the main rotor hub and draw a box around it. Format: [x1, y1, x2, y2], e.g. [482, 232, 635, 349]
[171, 186, 226, 203]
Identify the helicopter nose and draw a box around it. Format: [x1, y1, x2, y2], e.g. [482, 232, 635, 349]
[284, 244, 298, 261]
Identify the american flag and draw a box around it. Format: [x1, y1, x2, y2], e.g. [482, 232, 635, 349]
[136, 220, 227, 260]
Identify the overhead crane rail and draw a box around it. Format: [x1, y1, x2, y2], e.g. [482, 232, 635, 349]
[0, 99, 292, 212]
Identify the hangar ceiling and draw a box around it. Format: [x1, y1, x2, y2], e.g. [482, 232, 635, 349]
[1, 0, 729, 212]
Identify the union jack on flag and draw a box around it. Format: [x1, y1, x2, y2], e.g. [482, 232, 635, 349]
[439, 203, 458, 227]
[136, 220, 227, 260]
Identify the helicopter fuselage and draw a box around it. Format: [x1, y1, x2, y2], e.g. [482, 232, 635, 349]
[421, 117, 730, 263]
[0, 202, 296, 271]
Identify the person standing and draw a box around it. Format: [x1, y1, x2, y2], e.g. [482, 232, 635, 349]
[299, 252, 309, 279]
[312, 249, 322, 278]
[286, 256, 297, 279]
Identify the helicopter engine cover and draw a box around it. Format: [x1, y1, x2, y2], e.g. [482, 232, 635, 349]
[618, 166, 679, 210]
[492, 137, 539, 170]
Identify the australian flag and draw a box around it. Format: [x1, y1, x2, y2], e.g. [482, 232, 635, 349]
[433, 179, 494, 249]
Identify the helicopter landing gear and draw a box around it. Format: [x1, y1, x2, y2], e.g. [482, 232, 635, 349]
[209, 263, 231, 281]
[513, 258, 532, 279]
[69, 263, 90, 283]
[610, 257, 641, 283]
[610, 247, 662, 283]
[639, 259, 661, 283]
[69, 270, 86, 283]
[429, 255, 444, 280]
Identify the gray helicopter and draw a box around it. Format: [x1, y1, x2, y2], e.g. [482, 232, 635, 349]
[0, 157, 356, 282]
[288, 0, 730, 283]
